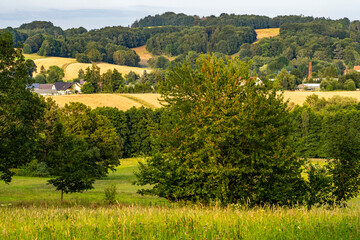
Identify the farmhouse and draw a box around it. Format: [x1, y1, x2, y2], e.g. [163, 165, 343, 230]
[27, 82, 82, 95]
[297, 83, 320, 90]
[27, 83, 58, 96]
[54, 82, 82, 95]
[344, 66, 360, 74]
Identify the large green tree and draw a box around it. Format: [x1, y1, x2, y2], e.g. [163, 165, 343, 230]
[135, 55, 305, 206]
[324, 109, 360, 205]
[0, 31, 45, 183]
[39, 101, 122, 200]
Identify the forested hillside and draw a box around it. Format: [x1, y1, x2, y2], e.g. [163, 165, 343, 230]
[5, 13, 360, 91]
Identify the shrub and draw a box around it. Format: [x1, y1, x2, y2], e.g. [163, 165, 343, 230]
[104, 184, 117, 204]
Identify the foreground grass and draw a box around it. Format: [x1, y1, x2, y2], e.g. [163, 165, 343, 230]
[1, 204, 359, 239]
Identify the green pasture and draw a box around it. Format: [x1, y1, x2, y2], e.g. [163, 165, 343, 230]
[0, 158, 166, 206]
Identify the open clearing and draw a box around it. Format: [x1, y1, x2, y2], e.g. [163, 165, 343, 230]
[255, 28, 280, 41]
[132, 45, 153, 66]
[26, 54, 151, 80]
[48, 91, 360, 110]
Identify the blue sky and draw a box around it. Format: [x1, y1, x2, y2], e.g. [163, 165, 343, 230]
[0, 0, 358, 29]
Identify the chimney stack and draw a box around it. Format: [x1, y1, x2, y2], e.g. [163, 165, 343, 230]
[308, 62, 312, 79]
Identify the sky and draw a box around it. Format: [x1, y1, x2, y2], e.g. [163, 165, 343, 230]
[0, 0, 359, 30]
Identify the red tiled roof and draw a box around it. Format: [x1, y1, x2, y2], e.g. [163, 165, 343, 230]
[354, 66, 360, 71]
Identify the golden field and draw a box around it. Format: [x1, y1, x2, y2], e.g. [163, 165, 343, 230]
[254, 28, 280, 41]
[25, 54, 151, 80]
[62, 62, 150, 80]
[47, 91, 360, 110]
[283, 91, 360, 105]
[48, 93, 162, 111]
[132, 45, 153, 66]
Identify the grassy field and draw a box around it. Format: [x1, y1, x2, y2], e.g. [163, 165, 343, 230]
[1, 158, 360, 239]
[25, 53, 151, 80]
[0, 158, 164, 205]
[255, 28, 280, 41]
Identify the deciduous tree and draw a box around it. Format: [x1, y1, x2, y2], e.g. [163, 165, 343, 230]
[0, 31, 45, 183]
[135, 55, 305, 206]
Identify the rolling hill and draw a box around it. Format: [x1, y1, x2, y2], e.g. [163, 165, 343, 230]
[25, 54, 151, 81]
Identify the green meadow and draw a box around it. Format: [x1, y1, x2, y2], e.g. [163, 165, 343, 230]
[1, 158, 360, 239]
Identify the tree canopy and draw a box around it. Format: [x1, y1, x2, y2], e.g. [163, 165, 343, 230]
[135, 55, 305, 206]
[0, 31, 44, 183]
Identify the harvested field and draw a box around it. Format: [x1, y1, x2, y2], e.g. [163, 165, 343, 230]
[48, 92, 360, 110]
[132, 45, 153, 66]
[283, 91, 360, 105]
[48, 93, 161, 110]
[34, 57, 76, 71]
[63, 62, 150, 80]
[255, 28, 280, 41]
[28, 54, 151, 80]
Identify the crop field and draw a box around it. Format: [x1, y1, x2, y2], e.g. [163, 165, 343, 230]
[132, 45, 153, 66]
[283, 91, 360, 105]
[47, 93, 162, 110]
[1, 158, 360, 239]
[47, 91, 360, 110]
[26, 54, 151, 81]
[131, 45, 176, 66]
[63, 62, 150, 80]
[255, 28, 280, 41]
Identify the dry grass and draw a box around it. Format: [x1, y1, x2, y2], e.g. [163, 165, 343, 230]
[283, 91, 360, 105]
[48, 92, 360, 110]
[33, 57, 76, 73]
[132, 45, 153, 66]
[64, 62, 151, 80]
[255, 28, 280, 41]
[29, 55, 151, 80]
[24, 53, 48, 60]
[131, 45, 176, 66]
[48, 93, 161, 110]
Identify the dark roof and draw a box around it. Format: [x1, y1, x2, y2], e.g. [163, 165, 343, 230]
[39, 84, 54, 90]
[54, 82, 74, 91]
[27, 83, 40, 89]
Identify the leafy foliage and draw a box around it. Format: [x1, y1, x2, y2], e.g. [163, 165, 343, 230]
[135, 55, 305, 206]
[0, 31, 45, 183]
[38, 100, 121, 199]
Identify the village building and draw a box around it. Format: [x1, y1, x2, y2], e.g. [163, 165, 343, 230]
[297, 83, 321, 90]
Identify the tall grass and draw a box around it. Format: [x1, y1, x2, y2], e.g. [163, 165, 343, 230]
[1, 204, 359, 239]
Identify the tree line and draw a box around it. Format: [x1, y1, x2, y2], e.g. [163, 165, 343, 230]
[132, 12, 328, 29]
[146, 25, 256, 56]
